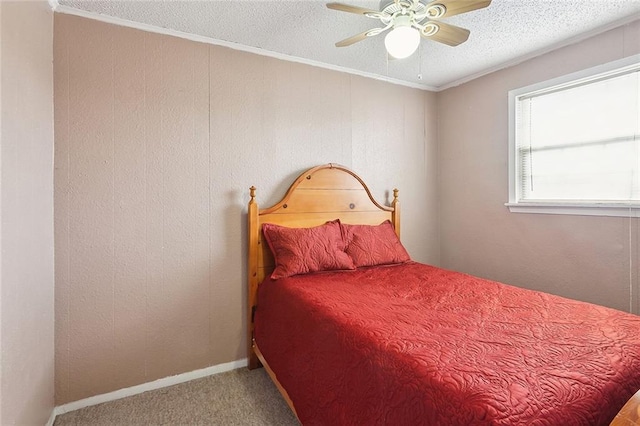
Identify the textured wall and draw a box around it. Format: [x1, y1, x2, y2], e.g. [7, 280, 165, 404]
[0, 1, 55, 424]
[54, 14, 438, 404]
[438, 20, 640, 314]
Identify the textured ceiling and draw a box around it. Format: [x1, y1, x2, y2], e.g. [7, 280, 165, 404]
[54, 0, 640, 90]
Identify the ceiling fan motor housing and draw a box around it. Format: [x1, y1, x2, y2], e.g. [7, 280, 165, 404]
[378, 0, 446, 21]
[379, 0, 425, 11]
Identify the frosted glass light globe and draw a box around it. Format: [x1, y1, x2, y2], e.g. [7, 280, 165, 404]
[384, 26, 420, 59]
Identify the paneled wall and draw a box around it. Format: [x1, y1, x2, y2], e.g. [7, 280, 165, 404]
[54, 14, 438, 404]
[438, 19, 640, 314]
[1, 1, 55, 424]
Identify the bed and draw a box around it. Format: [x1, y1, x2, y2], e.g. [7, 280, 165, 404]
[247, 163, 640, 425]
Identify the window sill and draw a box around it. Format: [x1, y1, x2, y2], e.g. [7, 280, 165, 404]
[505, 202, 640, 218]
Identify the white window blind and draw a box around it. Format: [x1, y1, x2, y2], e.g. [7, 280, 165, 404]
[513, 62, 640, 206]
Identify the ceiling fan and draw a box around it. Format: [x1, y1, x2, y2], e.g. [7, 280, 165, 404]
[327, 0, 492, 59]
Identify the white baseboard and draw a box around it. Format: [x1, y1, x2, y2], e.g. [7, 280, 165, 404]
[45, 409, 56, 426]
[54, 358, 248, 417]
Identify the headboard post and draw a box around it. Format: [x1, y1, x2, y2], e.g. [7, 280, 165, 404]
[392, 188, 400, 238]
[247, 186, 260, 369]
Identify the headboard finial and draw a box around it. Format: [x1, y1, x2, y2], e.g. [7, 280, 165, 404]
[393, 188, 399, 202]
[249, 186, 256, 202]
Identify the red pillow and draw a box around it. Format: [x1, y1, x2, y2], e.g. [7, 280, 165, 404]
[341, 220, 411, 267]
[262, 220, 355, 280]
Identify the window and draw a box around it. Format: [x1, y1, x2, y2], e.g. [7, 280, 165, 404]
[507, 55, 640, 217]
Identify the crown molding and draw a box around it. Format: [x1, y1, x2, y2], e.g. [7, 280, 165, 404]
[47, 0, 59, 11]
[51, 4, 437, 92]
[47, 2, 640, 93]
[437, 12, 640, 91]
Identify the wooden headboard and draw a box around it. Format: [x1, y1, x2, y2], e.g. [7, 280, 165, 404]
[247, 163, 400, 369]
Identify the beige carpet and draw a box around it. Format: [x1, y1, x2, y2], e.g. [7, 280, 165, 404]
[54, 368, 299, 426]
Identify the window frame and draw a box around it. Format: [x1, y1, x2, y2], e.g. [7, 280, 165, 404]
[507, 54, 640, 217]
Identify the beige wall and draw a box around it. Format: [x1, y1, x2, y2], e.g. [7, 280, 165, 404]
[53, 14, 438, 404]
[438, 20, 640, 314]
[1, 1, 55, 424]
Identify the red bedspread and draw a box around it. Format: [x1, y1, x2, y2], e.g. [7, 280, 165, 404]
[254, 262, 640, 425]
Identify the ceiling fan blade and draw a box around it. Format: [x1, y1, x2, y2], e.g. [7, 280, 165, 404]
[422, 21, 470, 46]
[335, 28, 381, 47]
[326, 3, 384, 18]
[427, 0, 491, 18]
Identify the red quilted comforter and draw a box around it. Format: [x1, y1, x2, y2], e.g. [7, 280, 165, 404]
[254, 262, 640, 425]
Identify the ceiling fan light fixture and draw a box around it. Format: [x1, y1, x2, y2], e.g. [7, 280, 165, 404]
[384, 22, 420, 59]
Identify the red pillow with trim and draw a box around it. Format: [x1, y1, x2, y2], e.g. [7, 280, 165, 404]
[341, 220, 411, 267]
[262, 220, 355, 280]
